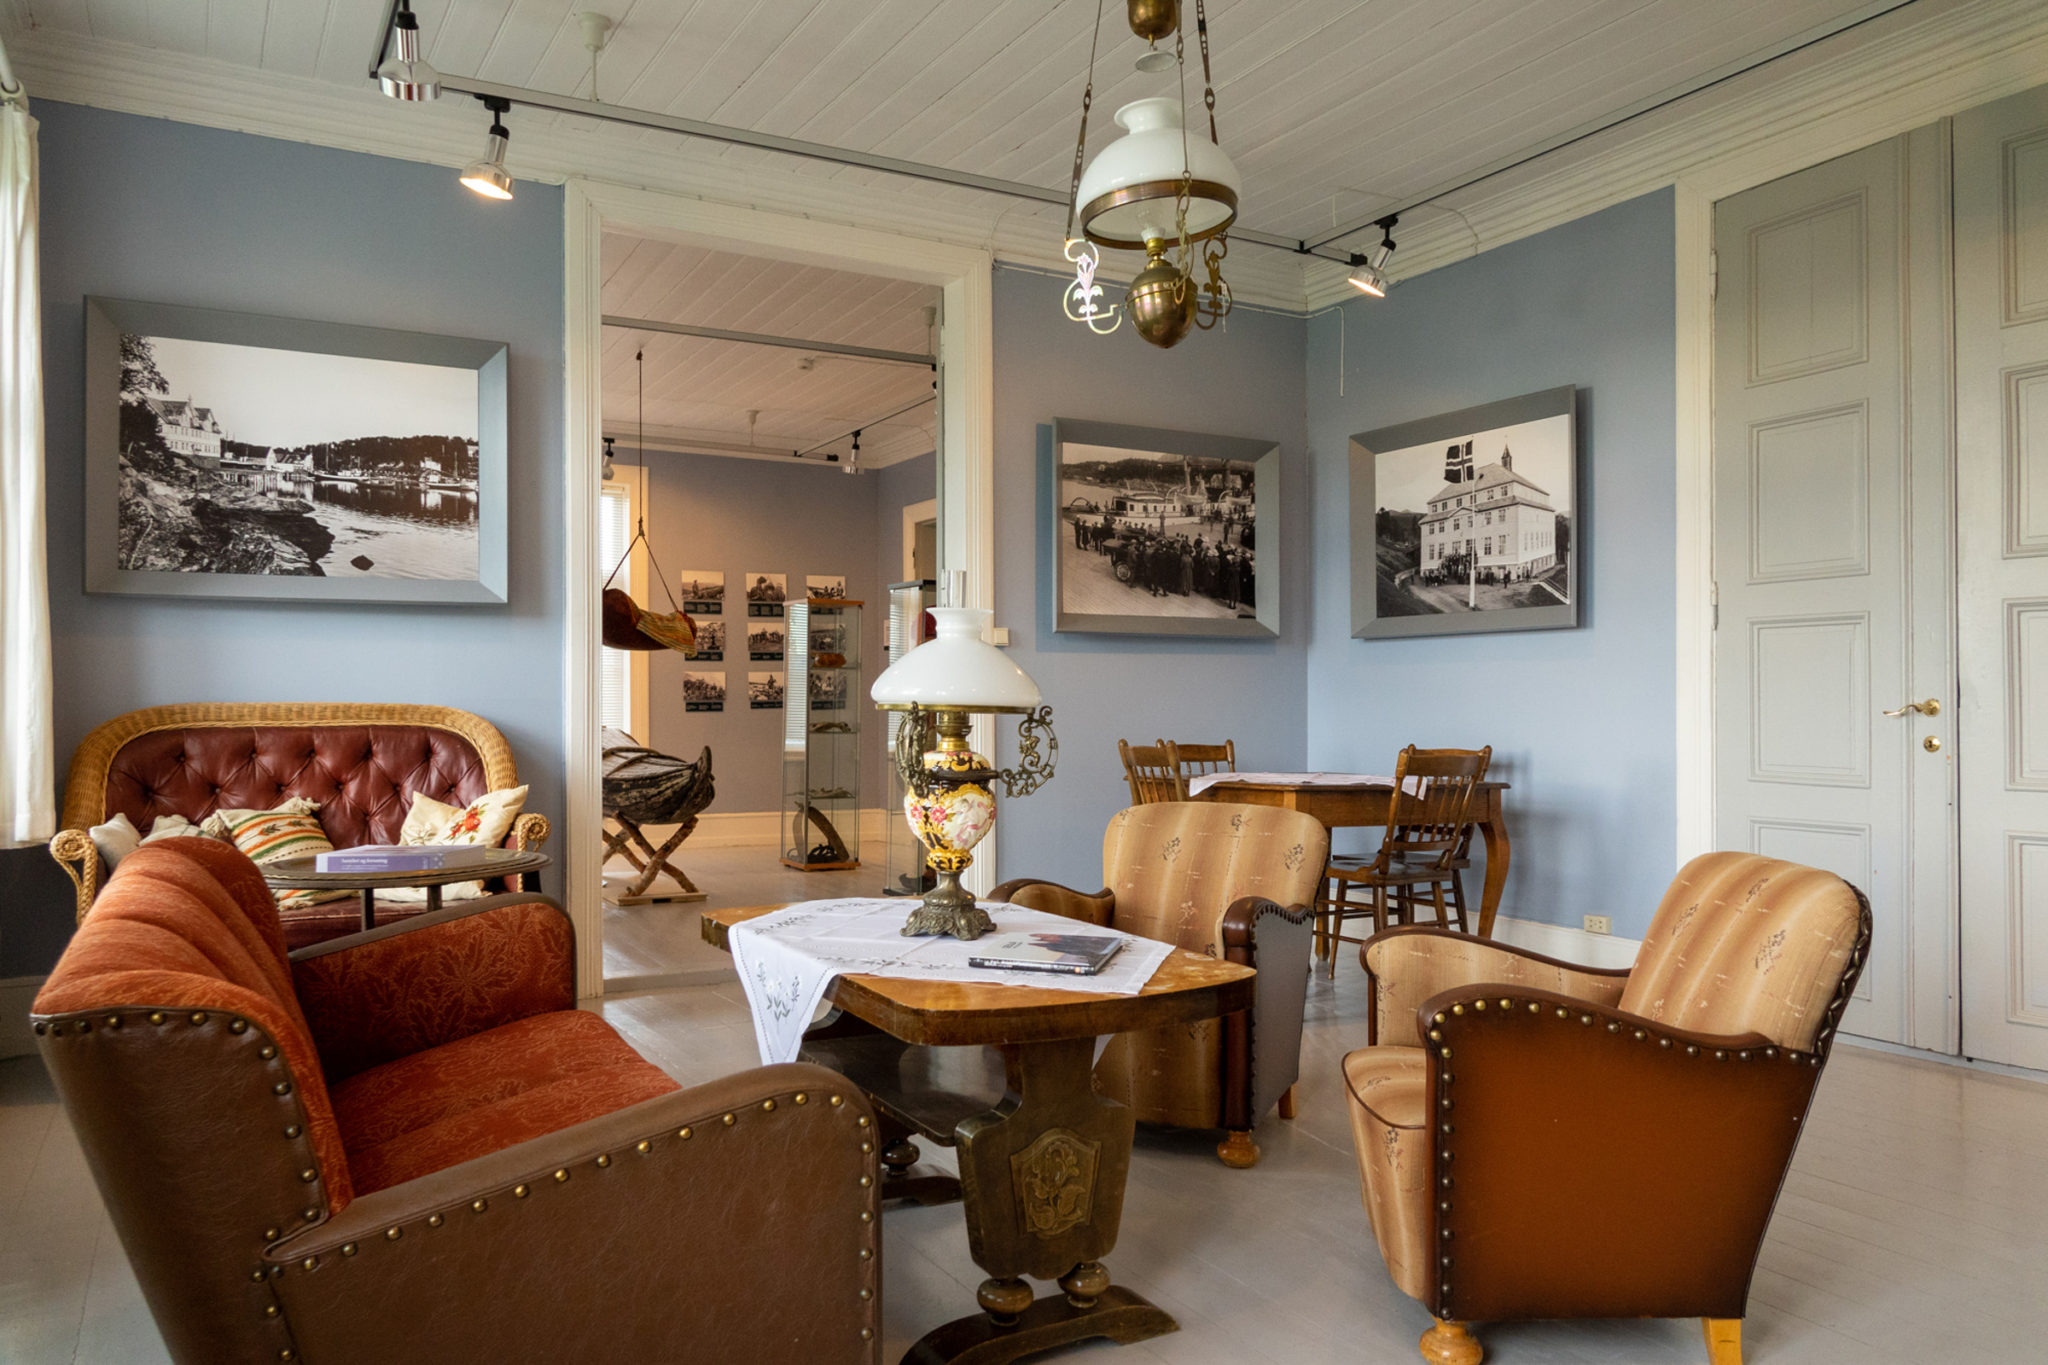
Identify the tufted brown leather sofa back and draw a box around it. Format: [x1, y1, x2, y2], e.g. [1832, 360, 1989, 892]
[103, 726, 488, 848]
[61, 705, 519, 852]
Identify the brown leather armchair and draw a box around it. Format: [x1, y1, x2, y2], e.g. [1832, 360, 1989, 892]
[33, 838, 881, 1365]
[1342, 852, 1870, 1365]
[992, 800, 1328, 1168]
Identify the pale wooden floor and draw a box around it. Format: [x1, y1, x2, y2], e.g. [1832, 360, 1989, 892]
[7, 961, 2048, 1364]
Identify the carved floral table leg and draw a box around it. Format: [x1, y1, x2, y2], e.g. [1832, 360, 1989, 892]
[901, 1038, 1176, 1365]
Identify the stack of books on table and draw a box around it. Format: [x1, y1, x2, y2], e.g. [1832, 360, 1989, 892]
[314, 845, 495, 873]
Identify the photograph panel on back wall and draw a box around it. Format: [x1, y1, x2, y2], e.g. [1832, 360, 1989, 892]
[83, 297, 508, 604]
[806, 573, 848, 602]
[1045, 419, 1278, 638]
[679, 570, 724, 615]
[1349, 386, 1579, 641]
[745, 572, 787, 617]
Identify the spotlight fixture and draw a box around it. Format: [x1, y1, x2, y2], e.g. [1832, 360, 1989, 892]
[1348, 215, 1399, 297]
[601, 435, 616, 481]
[460, 97, 515, 200]
[377, 0, 441, 101]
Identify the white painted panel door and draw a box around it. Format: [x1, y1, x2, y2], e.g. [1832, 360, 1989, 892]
[1714, 139, 1925, 1045]
[1957, 84, 2048, 1069]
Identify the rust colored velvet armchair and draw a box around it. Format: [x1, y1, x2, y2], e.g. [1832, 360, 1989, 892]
[992, 800, 1328, 1168]
[47, 703, 553, 949]
[32, 839, 882, 1365]
[1342, 852, 1870, 1365]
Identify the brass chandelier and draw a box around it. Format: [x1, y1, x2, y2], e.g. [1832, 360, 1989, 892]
[1063, 0, 1238, 350]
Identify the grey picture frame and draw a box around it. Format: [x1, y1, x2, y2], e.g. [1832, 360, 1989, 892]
[1044, 419, 1279, 639]
[84, 297, 510, 604]
[1350, 385, 1579, 641]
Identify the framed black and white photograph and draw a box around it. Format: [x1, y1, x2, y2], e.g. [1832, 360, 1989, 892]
[679, 570, 724, 615]
[748, 671, 785, 710]
[1045, 419, 1277, 638]
[684, 671, 725, 713]
[747, 623, 786, 661]
[692, 620, 726, 661]
[1350, 386, 1578, 641]
[745, 572, 786, 618]
[84, 297, 507, 604]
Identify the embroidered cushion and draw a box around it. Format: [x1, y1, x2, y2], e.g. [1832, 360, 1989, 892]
[379, 784, 530, 903]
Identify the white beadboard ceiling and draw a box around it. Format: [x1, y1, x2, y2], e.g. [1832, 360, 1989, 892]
[601, 232, 940, 470]
[16, 0, 1902, 252]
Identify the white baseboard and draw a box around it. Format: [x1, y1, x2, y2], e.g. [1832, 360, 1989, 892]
[617, 810, 889, 851]
[1489, 914, 1642, 970]
[1, 976, 47, 1060]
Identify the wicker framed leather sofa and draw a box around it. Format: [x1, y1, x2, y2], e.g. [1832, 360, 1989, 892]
[32, 837, 882, 1365]
[48, 702, 550, 949]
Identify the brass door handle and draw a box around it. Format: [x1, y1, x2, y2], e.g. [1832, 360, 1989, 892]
[1883, 699, 1941, 718]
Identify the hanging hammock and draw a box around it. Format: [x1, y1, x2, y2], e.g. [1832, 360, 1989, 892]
[602, 520, 695, 654]
[600, 344, 695, 655]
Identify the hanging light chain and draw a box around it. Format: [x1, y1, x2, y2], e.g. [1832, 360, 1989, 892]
[1196, 0, 1217, 143]
[1063, 0, 1109, 245]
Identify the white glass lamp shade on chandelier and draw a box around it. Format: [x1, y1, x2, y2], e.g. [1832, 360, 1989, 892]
[1074, 97, 1240, 251]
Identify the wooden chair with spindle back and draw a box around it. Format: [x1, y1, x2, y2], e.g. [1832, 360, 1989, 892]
[1163, 739, 1237, 795]
[1318, 745, 1492, 974]
[1118, 739, 1185, 805]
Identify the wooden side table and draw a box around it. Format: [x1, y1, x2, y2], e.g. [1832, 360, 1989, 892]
[261, 848, 550, 932]
[702, 904, 1255, 1365]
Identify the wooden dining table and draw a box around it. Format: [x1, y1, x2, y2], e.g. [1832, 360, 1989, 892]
[1190, 774, 1512, 937]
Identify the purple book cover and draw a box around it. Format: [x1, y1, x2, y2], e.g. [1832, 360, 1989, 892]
[315, 845, 492, 873]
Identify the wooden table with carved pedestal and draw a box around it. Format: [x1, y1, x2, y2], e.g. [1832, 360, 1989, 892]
[702, 904, 1255, 1365]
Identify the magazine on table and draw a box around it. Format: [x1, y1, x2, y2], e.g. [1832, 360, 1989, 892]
[314, 844, 494, 873]
[967, 931, 1127, 976]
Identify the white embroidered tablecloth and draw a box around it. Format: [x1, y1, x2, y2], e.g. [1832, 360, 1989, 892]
[727, 898, 1175, 1065]
[1187, 771, 1420, 798]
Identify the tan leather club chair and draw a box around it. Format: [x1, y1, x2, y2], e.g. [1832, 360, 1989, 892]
[33, 838, 881, 1365]
[1342, 852, 1870, 1365]
[992, 800, 1328, 1168]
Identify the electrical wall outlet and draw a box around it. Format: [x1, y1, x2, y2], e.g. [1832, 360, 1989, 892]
[1583, 915, 1612, 936]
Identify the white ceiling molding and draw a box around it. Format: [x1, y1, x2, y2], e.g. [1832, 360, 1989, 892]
[7, 0, 2046, 317]
[1298, 0, 2048, 311]
[0, 22, 1311, 309]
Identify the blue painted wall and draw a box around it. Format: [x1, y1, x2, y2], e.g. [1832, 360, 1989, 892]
[991, 266, 1310, 891]
[10, 102, 567, 972]
[1303, 190, 1678, 937]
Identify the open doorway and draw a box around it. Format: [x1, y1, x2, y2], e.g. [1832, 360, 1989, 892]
[590, 233, 943, 992]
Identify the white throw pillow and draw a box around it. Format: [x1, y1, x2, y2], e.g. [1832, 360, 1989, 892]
[380, 784, 530, 904]
[143, 814, 206, 843]
[87, 813, 142, 872]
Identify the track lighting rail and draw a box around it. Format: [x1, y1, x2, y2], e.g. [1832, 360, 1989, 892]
[603, 314, 934, 367]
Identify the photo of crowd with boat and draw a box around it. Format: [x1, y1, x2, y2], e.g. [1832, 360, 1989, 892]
[1058, 444, 1257, 621]
[112, 331, 481, 580]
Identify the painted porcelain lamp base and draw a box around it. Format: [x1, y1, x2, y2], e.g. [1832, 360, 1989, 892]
[901, 714, 999, 941]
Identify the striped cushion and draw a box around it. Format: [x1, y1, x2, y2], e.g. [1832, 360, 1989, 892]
[209, 800, 351, 912]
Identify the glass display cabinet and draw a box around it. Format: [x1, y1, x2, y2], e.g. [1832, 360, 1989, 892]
[782, 597, 863, 870]
[881, 580, 938, 896]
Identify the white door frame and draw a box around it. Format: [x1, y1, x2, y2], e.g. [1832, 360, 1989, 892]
[563, 180, 995, 1000]
[1672, 58, 2047, 1051]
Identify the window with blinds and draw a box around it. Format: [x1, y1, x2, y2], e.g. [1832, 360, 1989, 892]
[598, 484, 632, 736]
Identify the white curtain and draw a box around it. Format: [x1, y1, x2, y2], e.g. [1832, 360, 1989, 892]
[0, 97, 52, 845]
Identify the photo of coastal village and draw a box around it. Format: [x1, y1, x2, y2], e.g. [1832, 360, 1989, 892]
[1366, 413, 1574, 619]
[114, 331, 481, 579]
[1058, 443, 1258, 621]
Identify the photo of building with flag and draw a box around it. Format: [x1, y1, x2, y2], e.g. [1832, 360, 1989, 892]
[1417, 443, 1558, 582]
